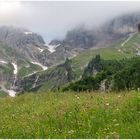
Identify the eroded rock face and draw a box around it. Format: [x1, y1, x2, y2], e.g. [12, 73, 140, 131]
[0, 26, 48, 62]
[17, 58, 75, 92]
[0, 26, 45, 47]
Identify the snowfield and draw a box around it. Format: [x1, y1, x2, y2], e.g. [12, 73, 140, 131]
[12, 62, 18, 75]
[45, 44, 61, 53]
[38, 47, 44, 52]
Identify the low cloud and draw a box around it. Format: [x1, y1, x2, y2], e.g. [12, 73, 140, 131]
[0, 1, 140, 42]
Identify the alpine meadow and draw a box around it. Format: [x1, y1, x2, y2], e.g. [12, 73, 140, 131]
[1, 1, 140, 139]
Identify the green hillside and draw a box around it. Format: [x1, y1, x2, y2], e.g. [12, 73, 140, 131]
[17, 61, 43, 77]
[72, 33, 140, 78]
[0, 91, 140, 138]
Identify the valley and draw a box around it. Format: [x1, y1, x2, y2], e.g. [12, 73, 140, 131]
[1, 2, 140, 139]
[1, 22, 140, 95]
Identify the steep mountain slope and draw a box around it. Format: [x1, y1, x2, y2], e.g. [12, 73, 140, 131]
[16, 58, 75, 93]
[42, 11, 140, 68]
[0, 26, 46, 61]
[0, 26, 50, 95]
[51, 12, 140, 53]
[17, 32, 140, 93]
[1, 11, 140, 96]
[71, 32, 140, 78]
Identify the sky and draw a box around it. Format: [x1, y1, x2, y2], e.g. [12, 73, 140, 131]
[0, 1, 140, 42]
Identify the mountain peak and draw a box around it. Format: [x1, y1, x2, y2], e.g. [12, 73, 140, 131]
[0, 25, 45, 47]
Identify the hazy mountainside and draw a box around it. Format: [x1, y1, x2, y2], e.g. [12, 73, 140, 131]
[44, 11, 140, 66]
[1, 11, 140, 96]
[0, 26, 50, 71]
[0, 26, 46, 61]
[40, 11, 140, 69]
[52, 12, 140, 50]
[105, 12, 139, 35]
[44, 11, 140, 67]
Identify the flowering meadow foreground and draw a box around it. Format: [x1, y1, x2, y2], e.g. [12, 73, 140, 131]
[0, 91, 140, 139]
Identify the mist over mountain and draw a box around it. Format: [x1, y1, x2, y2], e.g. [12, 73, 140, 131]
[1, 2, 140, 138]
[0, 1, 140, 96]
[1, 1, 140, 42]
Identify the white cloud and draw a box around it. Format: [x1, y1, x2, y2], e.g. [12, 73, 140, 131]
[0, 1, 140, 42]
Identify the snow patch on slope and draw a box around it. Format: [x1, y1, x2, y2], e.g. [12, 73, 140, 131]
[32, 75, 39, 88]
[45, 44, 60, 53]
[118, 49, 124, 54]
[8, 62, 18, 97]
[24, 32, 33, 35]
[38, 47, 44, 52]
[12, 62, 18, 75]
[0, 60, 7, 64]
[121, 32, 136, 47]
[7, 90, 16, 97]
[24, 71, 37, 78]
[137, 51, 140, 56]
[1, 86, 16, 97]
[31, 61, 48, 70]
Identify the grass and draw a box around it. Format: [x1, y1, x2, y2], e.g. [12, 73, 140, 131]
[17, 61, 42, 77]
[71, 33, 140, 78]
[0, 91, 140, 138]
[72, 45, 134, 78]
[0, 91, 8, 98]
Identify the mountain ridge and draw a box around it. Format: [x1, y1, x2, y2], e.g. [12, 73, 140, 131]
[1, 11, 140, 96]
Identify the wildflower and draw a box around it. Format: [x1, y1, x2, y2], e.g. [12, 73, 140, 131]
[32, 115, 35, 119]
[118, 95, 121, 98]
[104, 128, 108, 131]
[77, 96, 80, 99]
[12, 114, 15, 118]
[113, 119, 117, 122]
[114, 123, 119, 127]
[112, 132, 120, 139]
[106, 103, 110, 106]
[68, 130, 75, 134]
[106, 135, 109, 139]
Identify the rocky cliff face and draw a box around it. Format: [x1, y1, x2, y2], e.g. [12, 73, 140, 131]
[105, 12, 140, 35]
[0, 26, 48, 61]
[17, 58, 75, 92]
[41, 13, 138, 71]
[0, 26, 45, 47]
[55, 12, 140, 52]
[0, 26, 50, 95]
